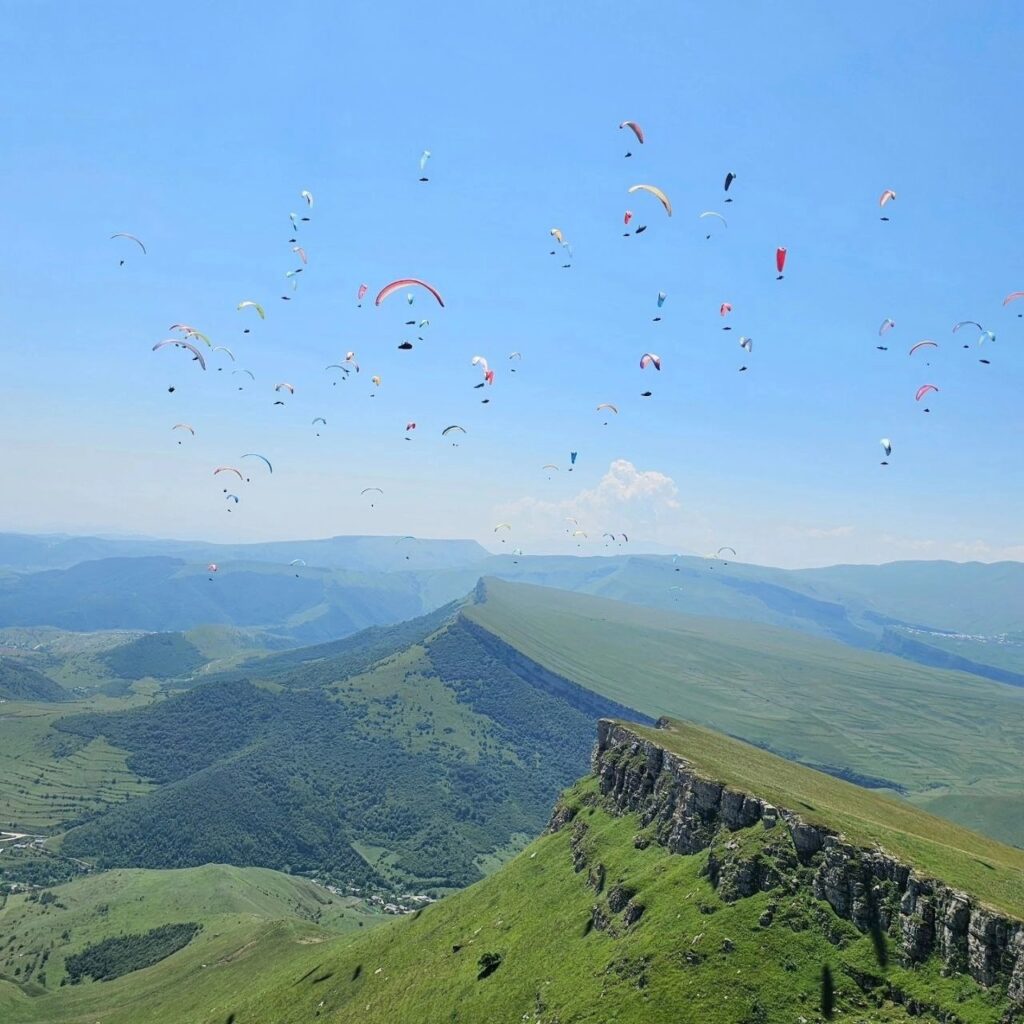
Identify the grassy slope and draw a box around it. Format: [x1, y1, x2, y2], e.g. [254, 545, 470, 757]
[629, 719, 1024, 919]
[466, 578, 1024, 846]
[0, 700, 153, 832]
[218, 787, 1013, 1024]
[0, 864, 380, 1023]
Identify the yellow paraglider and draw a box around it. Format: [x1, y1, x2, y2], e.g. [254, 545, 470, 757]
[627, 184, 672, 216]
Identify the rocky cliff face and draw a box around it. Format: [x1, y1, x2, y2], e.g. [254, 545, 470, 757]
[586, 719, 1024, 1005]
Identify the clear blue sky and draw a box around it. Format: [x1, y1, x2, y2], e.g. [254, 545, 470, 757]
[2, 1, 1021, 566]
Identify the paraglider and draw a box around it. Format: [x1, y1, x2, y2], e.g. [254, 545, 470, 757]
[596, 403, 619, 422]
[1003, 291, 1024, 307]
[915, 384, 939, 402]
[375, 278, 445, 308]
[720, 302, 732, 317]
[723, 171, 737, 199]
[879, 189, 897, 215]
[110, 232, 146, 254]
[419, 149, 431, 181]
[739, 337, 752, 353]
[627, 184, 672, 216]
[361, 486, 383, 507]
[290, 558, 307, 567]
[619, 120, 644, 144]
[657, 292, 666, 308]
[357, 284, 368, 303]
[371, 375, 382, 387]
[405, 422, 416, 432]
[225, 494, 239, 504]
[300, 189, 313, 206]
[542, 463, 559, 472]
[639, 352, 661, 370]
[441, 425, 466, 436]
[908, 341, 937, 357]
[345, 352, 360, 372]
[274, 382, 295, 394]
[213, 345, 235, 362]
[237, 300, 265, 319]
[169, 324, 211, 346]
[716, 546, 737, 558]
[699, 211, 727, 238]
[213, 466, 243, 481]
[152, 339, 207, 371]
[775, 247, 787, 278]
[292, 246, 308, 265]
[241, 453, 273, 473]
[952, 320, 982, 334]
[207, 563, 218, 573]
[312, 417, 327, 427]
[623, 210, 633, 226]
[233, 368, 255, 380]
[879, 319, 895, 336]
[880, 438, 893, 456]
[172, 423, 195, 436]
[979, 330, 996, 344]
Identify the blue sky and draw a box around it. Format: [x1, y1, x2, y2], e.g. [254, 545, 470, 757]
[1, 1, 1021, 567]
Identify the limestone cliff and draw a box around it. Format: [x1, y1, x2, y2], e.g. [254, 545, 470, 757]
[574, 718, 1024, 1005]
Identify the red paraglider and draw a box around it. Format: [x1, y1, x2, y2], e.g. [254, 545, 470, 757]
[375, 278, 445, 307]
[775, 247, 787, 278]
[915, 384, 939, 402]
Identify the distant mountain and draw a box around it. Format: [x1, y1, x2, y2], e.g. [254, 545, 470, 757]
[0, 532, 487, 573]
[0, 557, 428, 642]
[0, 534, 1021, 684]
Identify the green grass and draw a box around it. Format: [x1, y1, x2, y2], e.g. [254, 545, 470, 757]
[0, 700, 154, 832]
[207, 789, 1013, 1024]
[0, 863, 382, 1021]
[466, 579, 1024, 846]
[625, 718, 1024, 919]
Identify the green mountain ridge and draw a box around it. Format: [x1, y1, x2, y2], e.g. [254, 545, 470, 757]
[47, 607, 648, 889]
[467, 577, 1024, 848]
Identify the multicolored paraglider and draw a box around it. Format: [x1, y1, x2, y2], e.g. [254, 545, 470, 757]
[639, 352, 661, 370]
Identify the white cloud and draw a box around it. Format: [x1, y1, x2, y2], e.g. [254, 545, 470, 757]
[494, 459, 693, 551]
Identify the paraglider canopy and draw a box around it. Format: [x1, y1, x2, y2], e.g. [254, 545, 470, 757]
[375, 278, 445, 308]
[618, 120, 645, 144]
[627, 184, 672, 216]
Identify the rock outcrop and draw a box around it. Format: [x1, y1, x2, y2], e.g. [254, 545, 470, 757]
[591, 718, 1024, 1004]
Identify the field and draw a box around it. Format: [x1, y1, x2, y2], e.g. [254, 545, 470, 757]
[466, 579, 1024, 846]
[0, 863, 381, 1023]
[0, 700, 153, 832]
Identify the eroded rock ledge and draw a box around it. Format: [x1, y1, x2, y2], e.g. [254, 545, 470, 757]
[583, 718, 1024, 1003]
